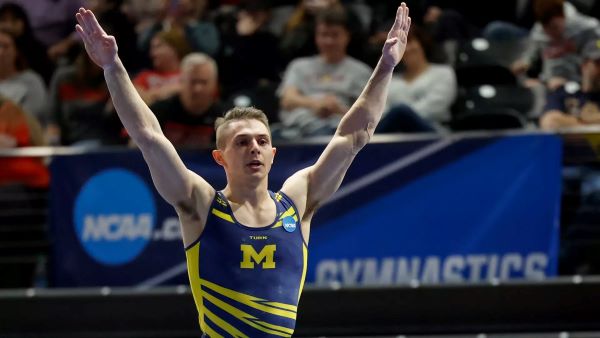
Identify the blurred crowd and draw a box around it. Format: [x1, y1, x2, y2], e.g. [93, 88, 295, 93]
[1, 0, 600, 187]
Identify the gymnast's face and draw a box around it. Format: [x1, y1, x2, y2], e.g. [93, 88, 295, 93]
[212, 119, 276, 181]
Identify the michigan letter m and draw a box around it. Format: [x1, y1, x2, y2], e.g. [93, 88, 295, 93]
[240, 244, 276, 269]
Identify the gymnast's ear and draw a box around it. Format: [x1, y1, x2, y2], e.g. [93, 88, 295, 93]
[212, 149, 226, 167]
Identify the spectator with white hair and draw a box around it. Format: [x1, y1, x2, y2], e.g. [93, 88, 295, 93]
[150, 52, 225, 147]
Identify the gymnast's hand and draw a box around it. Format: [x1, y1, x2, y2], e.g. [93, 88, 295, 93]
[382, 2, 412, 69]
[75, 8, 118, 70]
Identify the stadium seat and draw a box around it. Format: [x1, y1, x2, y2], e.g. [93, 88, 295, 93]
[455, 64, 518, 87]
[450, 108, 527, 131]
[225, 80, 281, 123]
[455, 37, 529, 69]
[455, 84, 535, 117]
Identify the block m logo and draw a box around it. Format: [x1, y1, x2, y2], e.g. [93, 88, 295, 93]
[240, 244, 276, 269]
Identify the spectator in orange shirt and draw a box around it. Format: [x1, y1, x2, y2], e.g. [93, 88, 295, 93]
[0, 96, 49, 188]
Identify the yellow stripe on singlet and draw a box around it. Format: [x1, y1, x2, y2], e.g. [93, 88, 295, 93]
[298, 244, 308, 303]
[203, 322, 224, 338]
[259, 301, 298, 312]
[280, 207, 296, 219]
[200, 279, 297, 317]
[200, 290, 293, 337]
[185, 243, 208, 332]
[251, 319, 295, 335]
[272, 207, 298, 228]
[203, 307, 249, 338]
[211, 208, 234, 223]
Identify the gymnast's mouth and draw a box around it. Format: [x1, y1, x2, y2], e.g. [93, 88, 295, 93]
[247, 160, 263, 169]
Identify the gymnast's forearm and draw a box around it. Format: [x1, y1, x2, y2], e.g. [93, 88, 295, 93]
[103, 57, 163, 145]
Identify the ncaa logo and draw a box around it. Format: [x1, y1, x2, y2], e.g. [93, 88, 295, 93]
[282, 216, 296, 233]
[74, 169, 156, 265]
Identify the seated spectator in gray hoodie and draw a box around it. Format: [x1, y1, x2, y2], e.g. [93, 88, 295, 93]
[275, 7, 371, 140]
[511, 0, 600, 90]
[539, 39, 600, 130]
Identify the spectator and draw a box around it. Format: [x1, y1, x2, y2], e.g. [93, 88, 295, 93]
[539, 39, 600, 130]
[134, 29, 190, 105]
[279, 0, 366, 63]
[46, 48, 123, 146]
[0, 96, 49, 188]
[0, 29, 48, 123]
[0, 3, 54, 83]
[482, 0, 535, 41]
[0, 0, 84, 62]
[511, 0, 600, 90]
[276, 7, 371, 139]
[218, 0, 283, 98]
[366, 1, 533, 64]
[421, 0, 536, 40]
[122, 0, 163, 35]
[87, 0, 142, 74]
[150, 53, 224, 147]
[138, 0, 220, 60]
[377, 25, 456, 133]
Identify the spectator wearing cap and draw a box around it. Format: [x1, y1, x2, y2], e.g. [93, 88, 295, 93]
[134, 29, 191, 105]
[539, 39, 600, 130]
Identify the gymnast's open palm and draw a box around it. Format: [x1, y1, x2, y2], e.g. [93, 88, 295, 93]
[382, 2, 412, 68]
[75, 8, 118, 70]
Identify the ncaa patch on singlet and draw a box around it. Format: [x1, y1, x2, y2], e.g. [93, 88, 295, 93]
[282, 216, 296, 233]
